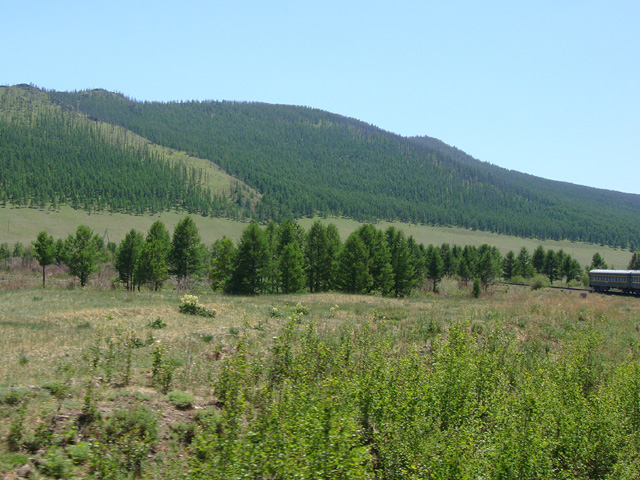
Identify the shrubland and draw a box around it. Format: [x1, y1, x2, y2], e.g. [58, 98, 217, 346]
[2, 283, 640, 479]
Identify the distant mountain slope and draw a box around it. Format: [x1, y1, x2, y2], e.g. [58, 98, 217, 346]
[0, 84, 638, 249]
[0, 85, 257, 218]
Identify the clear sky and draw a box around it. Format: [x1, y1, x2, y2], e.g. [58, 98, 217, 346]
[3, 1, 639, 194]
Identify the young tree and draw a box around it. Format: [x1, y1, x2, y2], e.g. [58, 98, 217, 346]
[355, 224, 393, 295]
[532, 245, 546, 274]
[209, 237, 237, 292]
[476, 244, 502, 290]
[135, 221, 171, 291]
[0, 242, 10, 268]
[227, 222, 270, 295]
[305, 221, 327, 293]
[502, 250, 516, 281]
[628, 252, 640, 270]
[425, 244, 444, 293]
[63, 225, 102, 287]
[324, 223, 342, 290]
[515, 247, 534, 278]
[115, 229, 144, 290]
[543, 249, 559, 284]
[278, 241, 306, 294]
[590, 252, 608, 271]
[386, 227, 415, 297]
[561, 255, 582, 283]
[169, 216, 205, 284]
[337, 233, 372, 294]
[33, 231, 56, 288]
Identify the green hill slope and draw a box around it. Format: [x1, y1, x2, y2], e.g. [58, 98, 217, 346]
[1, 84, 638, 250]
[0, 85, 257, 218]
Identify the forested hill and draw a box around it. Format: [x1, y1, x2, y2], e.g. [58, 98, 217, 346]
[1, 84, 639, 250]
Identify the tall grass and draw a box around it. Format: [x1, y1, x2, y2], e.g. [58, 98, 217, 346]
[1, 286, 640, 478]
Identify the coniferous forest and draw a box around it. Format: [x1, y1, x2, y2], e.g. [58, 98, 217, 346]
[2, 84, 640, 250]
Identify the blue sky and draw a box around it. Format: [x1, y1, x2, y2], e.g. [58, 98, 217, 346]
[3, 1, 639, 194]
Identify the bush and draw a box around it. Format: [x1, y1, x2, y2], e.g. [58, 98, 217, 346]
[179, 295, 216, 318]
[167, 391, 195, 410]
[531, 274, 550, 290]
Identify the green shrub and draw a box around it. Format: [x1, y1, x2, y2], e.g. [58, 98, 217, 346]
[0, 387, 28, 406]
[39, 449, 72, 479]
[170, 421, 197, 445]
[472, 277, 482, 297]
[147, 318, 166, 329]
[167, 391, 195, 410]
[179, 295, 216, 318]
[531, 274, 550, 290]
[67, 441, 91, 465]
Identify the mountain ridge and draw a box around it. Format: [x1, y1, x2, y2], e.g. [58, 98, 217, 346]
[1, 84, 638, 250]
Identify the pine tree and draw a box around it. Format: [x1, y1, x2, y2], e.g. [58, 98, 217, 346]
[628, 252, 640, 270]
[209, 237, 236, 291]
[169, 216, 205, 284]
[425, 244, 444, 293]
[590, 252, 608, 271]
[337, 233, 372, 294]
[305, 221, 329, 293]
[115, 229, 144, 290]
[33, 231, 56, 288]
[134, 221, 171, 290]
[278, 242, 306, 294]
[515, 247, 534, 278]
[502, 250, 516, 281]
[62, 225, 101, 287]
[532, 246, 546, 274]
[227, 222, 270, 295]
[543, 249, 559, 284]
[386, 227, 415, 297]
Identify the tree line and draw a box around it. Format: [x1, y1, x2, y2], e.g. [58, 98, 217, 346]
[3, 218, 630, 295]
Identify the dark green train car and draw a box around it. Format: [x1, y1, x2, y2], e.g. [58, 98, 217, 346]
[589, 269, 640, 294]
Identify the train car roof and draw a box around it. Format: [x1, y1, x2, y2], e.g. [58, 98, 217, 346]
[589, 269, 640, 275]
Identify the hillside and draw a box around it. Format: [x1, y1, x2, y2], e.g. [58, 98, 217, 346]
[0, 85, 258, 218]
[1, 84, 639, 249]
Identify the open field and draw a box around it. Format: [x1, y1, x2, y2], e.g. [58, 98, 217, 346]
[0, 206, 632, 269]
[2, 282, 640, 478]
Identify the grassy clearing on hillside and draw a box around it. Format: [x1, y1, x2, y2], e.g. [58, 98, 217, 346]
[0, 206, 631, 269]
[2, 283, 640, 478]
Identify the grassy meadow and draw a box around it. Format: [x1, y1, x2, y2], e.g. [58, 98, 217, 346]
[0, 205, 632, 269]
[2, 279, 640, 478]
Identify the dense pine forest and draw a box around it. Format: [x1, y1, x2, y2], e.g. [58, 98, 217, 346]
[1, 84, 640, 250]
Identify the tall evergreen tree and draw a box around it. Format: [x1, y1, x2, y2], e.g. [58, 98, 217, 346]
[590, 252, 608, 271]
[33, 231, 56, 288]
[209, 237, 237, 292]
[305, 221, 330, 293]
[629, 252, 640, 270]
[169, 216, 205, 284]
[135, 221, 171, 290]
[386, 227, 415, 297]
[337, 233, 372, 294]
[502, 250, 516, 281]
[324, 223, 342, 290]
[475, 244, 502, 290]
[543, 249, 560, 284]
[425, 244, 444, 293]
[355, 224, 393, 295]
[515, 247, 534, 278]
[532, 246, 546, 274]
[115, 229, 144, 290]
[278, 241, 306, 294]
[227, 222, 270, 295]
[561, 255, 582, 283]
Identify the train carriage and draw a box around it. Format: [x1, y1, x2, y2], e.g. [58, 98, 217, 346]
[589, 269, 640, 294]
